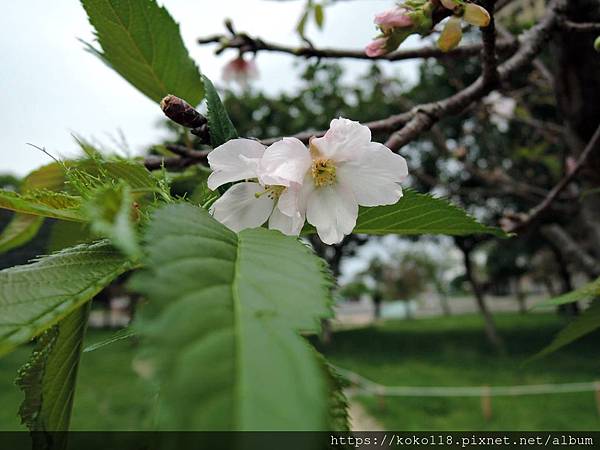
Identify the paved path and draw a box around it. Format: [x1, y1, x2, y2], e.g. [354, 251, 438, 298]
[349, 400, 384, 431]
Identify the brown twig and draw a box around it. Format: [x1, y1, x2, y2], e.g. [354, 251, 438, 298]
[559, 20, 600, 32]
[504, 122, 600, 233]
[198, 32, 517, 63]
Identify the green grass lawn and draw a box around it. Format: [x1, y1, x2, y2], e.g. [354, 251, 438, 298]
[0, 312, 598, 431]
[318, 313, 600, 431]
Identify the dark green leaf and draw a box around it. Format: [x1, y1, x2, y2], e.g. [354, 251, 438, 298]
[534, 277, 600, 308]
[130, 204, 331, 431]
[0, 214, 43, 254]
[202, 75, 238, 147]
[533, 300, 600, 359]
[0, 190, 84, 222]
[352, 189, 507, 237]
[0, 241, 132, 357]
[17, 304, 91, 448]
[81, 0, 204, 105]
[0, 163, 69, 255]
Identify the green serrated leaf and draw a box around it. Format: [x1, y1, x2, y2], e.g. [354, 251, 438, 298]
[0, 163, 69, 255]
[17, 304, 90, 449]
[0, 241, 132, 357]
[81, 0, 204, 105]
[83, 183, 141, 258]
[22, 163, 67, 192]
[352, 189, 507, 237]
[202, 75, 238, 147]
[79, 159, 163, 194]
[533, 300, 600, 360]
[534, 277, 600, 308]
[129, 204, 331, 432]
[0, 190, 84, 222]
[0, 214, 44, 254]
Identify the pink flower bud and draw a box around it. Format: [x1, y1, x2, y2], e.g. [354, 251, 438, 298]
[463, 3, 490, 27]
[222, 56, 259, 87]
[374, 7, 413, 30]
[365, 37, 388, 57]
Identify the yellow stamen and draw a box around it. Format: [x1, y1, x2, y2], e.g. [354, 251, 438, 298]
[255, 185, 285, 200]
[311, 159, 337, 187]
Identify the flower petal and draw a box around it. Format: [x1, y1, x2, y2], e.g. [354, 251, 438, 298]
[207, 139, 266, 190]
[337, 142, 408, 207]
[310, 118, 372, 162]
[269, 206, 305, 236]
[277, 184, 302, 217]
[259, 137, 312, 186]
[306, 183, 358, 245]
[209, 182, 274, 232]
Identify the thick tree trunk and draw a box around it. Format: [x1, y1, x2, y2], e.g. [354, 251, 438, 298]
[514, 277, 527, 314]
[552, 0, 600, 259]
[373, 293, 382, 321]
[439, 292, 452, 316]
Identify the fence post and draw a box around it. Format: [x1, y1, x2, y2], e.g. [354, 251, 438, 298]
[481, 385, 492, 421]
[595, 381, 600, 418]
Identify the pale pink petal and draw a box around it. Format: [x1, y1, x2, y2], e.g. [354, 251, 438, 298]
[268, 207, 305, 236]
[207, 139, 266, 190]
[306, 183, 358, 245]
[209, 182, 274, 232]
[259, 138, 312, 186]
[277, 184, 302, 217]
[374, 7, 413, 29]
[310, 118, 372, 162]
[365, 37, 388, 57]
[337, 142, 408, 206]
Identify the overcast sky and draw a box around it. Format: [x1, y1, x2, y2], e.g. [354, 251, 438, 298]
[0, 0, 425, 177]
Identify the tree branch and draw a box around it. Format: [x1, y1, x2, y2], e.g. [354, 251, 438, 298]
[541, 224, 600, 278]
[503, 122, 600, 233]
[384, 0, 562, 151]
[559, 20, 600, 32]
[198, 32, 517, 63]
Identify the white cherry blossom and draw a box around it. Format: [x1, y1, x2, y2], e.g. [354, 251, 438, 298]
[259, 118, 409, 244]
[207, 138, 304, 235]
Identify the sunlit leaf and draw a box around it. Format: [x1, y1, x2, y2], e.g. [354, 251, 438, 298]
[81, 0, 204, 105]
[0, 241, 132, 356]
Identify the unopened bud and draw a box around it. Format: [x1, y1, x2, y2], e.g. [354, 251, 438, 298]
[438, 16, 462, 52]
[374, 7, 413, 31]
[440, 0, 460, 11]
[463, 3, 490, 27]
[365, 37, 389, 57]
[595, 36, 600, 52]
[160, 94, 207, 129]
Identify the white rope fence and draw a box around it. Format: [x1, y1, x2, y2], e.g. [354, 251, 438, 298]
[334, 366, 600, 398]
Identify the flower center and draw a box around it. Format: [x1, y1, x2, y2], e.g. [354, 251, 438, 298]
[255, 185, 285, 200]
[311, 159, 337, 187]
